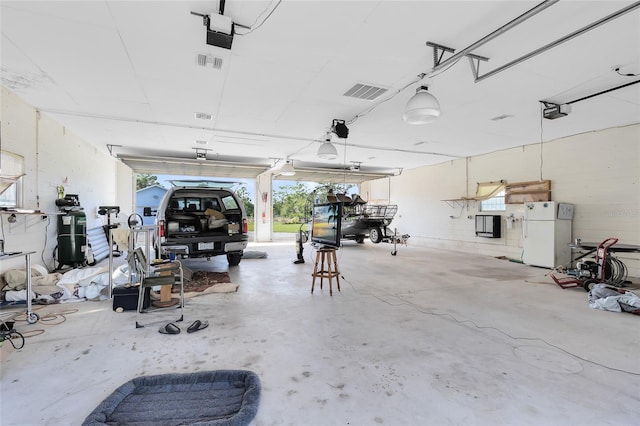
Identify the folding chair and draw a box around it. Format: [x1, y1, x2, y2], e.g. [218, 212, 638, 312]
[133, 247, 184, 328]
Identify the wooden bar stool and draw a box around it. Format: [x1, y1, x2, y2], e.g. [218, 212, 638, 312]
[311, 247, 340, 295]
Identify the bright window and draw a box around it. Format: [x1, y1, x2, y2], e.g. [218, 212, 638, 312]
[0, 184, 18, 207]
[1, 150, 24, 208]
[480, 189, 506, 211]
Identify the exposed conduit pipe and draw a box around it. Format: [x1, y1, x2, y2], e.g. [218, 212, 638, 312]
[431, 0, 560, 73]
[475, 1, 640, 82]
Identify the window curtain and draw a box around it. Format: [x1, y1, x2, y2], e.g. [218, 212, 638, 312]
[474, 180, 505, 200]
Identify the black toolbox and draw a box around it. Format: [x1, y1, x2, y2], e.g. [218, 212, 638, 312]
[112, 285, 150, 311]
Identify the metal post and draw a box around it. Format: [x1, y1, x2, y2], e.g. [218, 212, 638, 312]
[108, 227, 113, 298]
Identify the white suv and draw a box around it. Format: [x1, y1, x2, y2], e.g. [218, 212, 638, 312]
[155, 180, 248, 265]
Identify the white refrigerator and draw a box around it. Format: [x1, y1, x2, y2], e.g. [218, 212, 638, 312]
[522, 201, 574, 268]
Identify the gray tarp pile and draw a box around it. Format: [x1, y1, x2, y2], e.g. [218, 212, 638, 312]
[588, 284, 640, 314]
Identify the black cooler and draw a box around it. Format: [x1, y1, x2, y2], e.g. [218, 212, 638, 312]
[112, 286, 151, 311]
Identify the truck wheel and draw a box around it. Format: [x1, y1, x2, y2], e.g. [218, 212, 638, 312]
[369, 227, 383, 244]
[355, 236, 365, 244]
[227, 252, 242, 266]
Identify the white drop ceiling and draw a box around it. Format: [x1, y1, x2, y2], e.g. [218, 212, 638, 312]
[2, 1, 639, 183]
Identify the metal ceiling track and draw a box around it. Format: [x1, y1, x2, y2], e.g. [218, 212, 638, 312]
[426, 1, 640, 83]
[475, 1, 640, 82]
[428, 0, 561, 77]
[426, 42, 489, 80]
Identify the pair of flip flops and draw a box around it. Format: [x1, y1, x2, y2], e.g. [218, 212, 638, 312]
[158, 320, 209, 334]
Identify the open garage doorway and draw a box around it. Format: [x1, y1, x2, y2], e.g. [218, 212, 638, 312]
[136, 173, 362, 240]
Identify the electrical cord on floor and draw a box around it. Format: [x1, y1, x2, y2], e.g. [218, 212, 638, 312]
[17, 329, 44, 338]
[39, 308, 78, 325]
[8, 307, 79, 344]
[338, 272, 640, 376]
[37, 309, 76, 325]
[1, 329, 25, 349]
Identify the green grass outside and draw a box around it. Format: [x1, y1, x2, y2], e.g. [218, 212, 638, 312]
[247, 221, 303, 233]
[273, 223, 304, 233]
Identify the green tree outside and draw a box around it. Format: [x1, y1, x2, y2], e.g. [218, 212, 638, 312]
[313, 183, 356, 203]
[136, 174, 162, 190]
[272, 182, 356, 224]
[273, 182, 311, 223]
[236, 186, 255, 217]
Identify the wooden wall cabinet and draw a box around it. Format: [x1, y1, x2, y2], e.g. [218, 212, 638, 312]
[505, 180, 551, 204]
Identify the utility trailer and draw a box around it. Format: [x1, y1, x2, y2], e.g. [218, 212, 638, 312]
[340, 199, 399, 244]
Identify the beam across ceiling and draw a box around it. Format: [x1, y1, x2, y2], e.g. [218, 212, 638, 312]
[118, 155, 393, 184]
[117, 155, 269, 179]
[273, 166, 395, 185]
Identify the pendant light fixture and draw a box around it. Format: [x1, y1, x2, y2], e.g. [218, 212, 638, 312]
[403, 86, 440, 124]
[317, 132, 338, 160]
[279, 159, 295, 176]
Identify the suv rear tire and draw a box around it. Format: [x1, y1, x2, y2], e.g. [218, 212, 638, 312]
[227, 252, 243, 266]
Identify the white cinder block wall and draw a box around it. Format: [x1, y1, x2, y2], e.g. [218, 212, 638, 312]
[1, 87, 134, 271]
[361, 124, 640, 278]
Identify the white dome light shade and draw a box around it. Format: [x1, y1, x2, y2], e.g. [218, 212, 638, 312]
[317, 142, 338, 160]
[280, 160, 295, 176]
[403, 86, 441, 125]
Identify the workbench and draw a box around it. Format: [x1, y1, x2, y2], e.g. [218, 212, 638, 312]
[569, 242, 640, 254]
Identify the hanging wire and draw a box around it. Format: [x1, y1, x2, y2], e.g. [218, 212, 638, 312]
[614, 67, 639, 77]
[346, 75, 423, 126]
[342, 137, 348, 189]
[235, 0, 283, 36]
[347, 58, 462, 126]
[539, 103, 544, 181]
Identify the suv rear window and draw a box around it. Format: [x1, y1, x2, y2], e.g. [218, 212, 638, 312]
[170, 193, 233, 212]
[185, 198, 201, 211]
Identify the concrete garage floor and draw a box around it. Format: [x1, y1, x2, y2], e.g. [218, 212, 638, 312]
[1, 237, 638, 426]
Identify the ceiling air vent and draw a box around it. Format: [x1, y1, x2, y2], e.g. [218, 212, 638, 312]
[194, 112, 213, 120]
[343, 83, 388, 101]
[196, 54, 224, 70]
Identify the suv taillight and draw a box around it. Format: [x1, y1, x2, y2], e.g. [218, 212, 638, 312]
[242, 218, 248, 234]
[159, 220, 165, 237]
